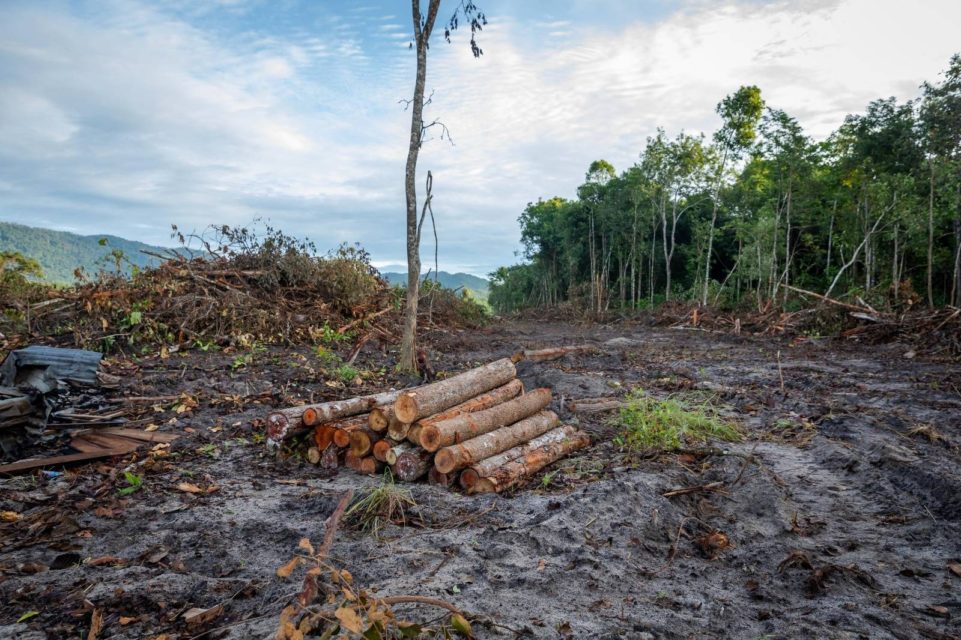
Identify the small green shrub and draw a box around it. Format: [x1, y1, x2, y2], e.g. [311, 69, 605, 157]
[616, 389, 740, 452]
[345, 471, 416, 537]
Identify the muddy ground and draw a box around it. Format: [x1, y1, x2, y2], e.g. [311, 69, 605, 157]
[1, 318, 960, 639]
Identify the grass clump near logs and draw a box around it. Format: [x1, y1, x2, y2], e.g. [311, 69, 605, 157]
[616, 389, 740, 452]
[345, 471, 417, 537]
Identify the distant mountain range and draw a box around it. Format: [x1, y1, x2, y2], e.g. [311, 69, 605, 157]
[0, 222, 177, 283]
[1, 222, 490, 299]
[381, 271, 489, 300]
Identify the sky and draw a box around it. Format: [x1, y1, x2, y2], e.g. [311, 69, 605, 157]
[1, 0, 959, 276]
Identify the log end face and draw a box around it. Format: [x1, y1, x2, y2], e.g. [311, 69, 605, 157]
[265, 412, 289, 448]
[434, 448, 457, 475]
[394, 393, 418, 424]
[369, 408, 389, 431]
[420, 426, 441, 452]
[472, 478, 496, 494]
[459, 468, 479, 491]
[302, 408, 318, 426]
[333, 430, 351, 448]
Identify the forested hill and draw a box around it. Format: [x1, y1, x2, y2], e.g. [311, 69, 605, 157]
[382, 271, 489, 300]
[490, 53, 961, 314]
[0, 222, 174, 283]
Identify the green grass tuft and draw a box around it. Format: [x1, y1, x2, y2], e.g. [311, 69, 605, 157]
[345, 471, 416, 537]
[616, 389, 740, 452]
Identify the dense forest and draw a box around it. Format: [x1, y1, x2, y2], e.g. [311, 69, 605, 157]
[489, 54, 961, 314]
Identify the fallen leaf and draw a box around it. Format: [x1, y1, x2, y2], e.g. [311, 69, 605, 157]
[177, 483, 203, 494]
[537, 559, 546, 571]
[925, 605, 949, 617]
[144, 424, 159, 432]
[119, 616, 136, 626]
[183, 604, 223, 626]
[948, 562, 961, 579]
[1, 511, 22, 522]
[88, 608, 103, 640]
[334, 606, 364, 634]
[276, 557, 303, 578]
[297, 538, 314, 555]
[17, 610, 39, 623]
[276, 479, 306, 486]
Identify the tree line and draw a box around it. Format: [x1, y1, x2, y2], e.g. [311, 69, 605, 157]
[489, 54, 961, 315]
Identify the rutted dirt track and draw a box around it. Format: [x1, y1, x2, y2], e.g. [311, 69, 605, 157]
[2, 319, 960, 639]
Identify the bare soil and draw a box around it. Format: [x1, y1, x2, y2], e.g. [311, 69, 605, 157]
[2, 318, 960, 639]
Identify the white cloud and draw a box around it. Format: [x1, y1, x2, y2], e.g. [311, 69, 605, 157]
[0, 0, 959, 275]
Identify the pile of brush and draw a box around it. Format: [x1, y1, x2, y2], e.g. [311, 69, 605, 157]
[266, 358, 590, 494]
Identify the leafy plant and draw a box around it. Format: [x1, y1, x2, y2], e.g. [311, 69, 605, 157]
[616, 389, 740, 452]
[117, 471, 143, 496]
[335, 364, 361, 384]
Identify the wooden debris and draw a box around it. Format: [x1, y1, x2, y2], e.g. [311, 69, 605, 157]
[459, 425, 578, 491]
[348, 428, 382, 457]
[344, 452, 383, 475]
[471, 430, 590, 494]
[514, 345, 597, 362]
[393, 358, 516, 423]
[419, 388, 552, 452]
[434, 410, 560, 474]
[568, 397, 625, 414]
[266, 388, 407, 447]
[394, 447, 433, 482]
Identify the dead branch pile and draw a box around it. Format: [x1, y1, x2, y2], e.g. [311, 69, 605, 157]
[17, 226, 486, 352]
[268, 357, 591, 493]
[655, 292, 961, 357]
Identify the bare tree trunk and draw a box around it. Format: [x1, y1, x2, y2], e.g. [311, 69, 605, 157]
[399, 0, 441, 373]
[928, 160, 935, 307]
[826, 199, 836, 276]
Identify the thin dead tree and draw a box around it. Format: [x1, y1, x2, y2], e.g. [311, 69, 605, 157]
[399, 0, 486, 373]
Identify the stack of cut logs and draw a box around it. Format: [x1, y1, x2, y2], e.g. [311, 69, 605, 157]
[265, 358, 590, 494]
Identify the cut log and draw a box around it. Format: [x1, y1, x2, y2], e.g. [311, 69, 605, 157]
[393, 447, 433, 482]
[407, 423, 423, 447]
[330, 415, 369, 448]
[368, 406, 392, 432]
[516, 345, 597, 362]
[382, 442, 413, 466]
[345, 452, 383, 475]
[306, 446, 322, 465]
[434, 410, 559, 474]
[419, 388, 552, 452]
[313, 426, 335, 451]
[372, 438, 400, 463]
[471, 430, 590, 494]
[387, 415, 412, 441]
[266, 388, 408, 447]
[459, 425, 579, 491]
[320, 445, 342, 470]
[569, 398, 626, 414]
[414, 379, 524, 431]
[349, 428, 382, 457]
[393, 358, 516, 424]
[428, 467, 456, 487]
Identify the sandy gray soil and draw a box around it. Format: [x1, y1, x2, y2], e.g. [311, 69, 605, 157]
[1, 319, 960, 639]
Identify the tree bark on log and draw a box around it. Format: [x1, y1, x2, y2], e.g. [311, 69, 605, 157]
[393, 447, 433, 482]
[514, 345, 597, 362]
[320, 445, 342, 470]
[345, 452, 383, 475]
[471, 430, 591, 494]
[267, 389, 407, 447]
[407, 423, 423, 447]
[393, 358, 517, 424]
[419, 388, 552, 452]
[349, 428, 382, 457]
[381, 442, 413, 466]
[459, 425, 579, 491]
[414, 379, 524, 431]
[434, 410, 559, 474]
